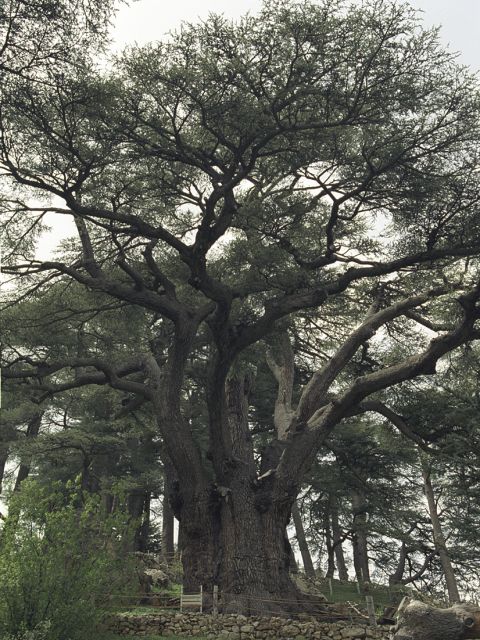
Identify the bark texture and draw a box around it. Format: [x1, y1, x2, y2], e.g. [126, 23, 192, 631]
[162, 493, 175, 558]
[393, 600, 480, 640]
[351, 489, 370, 586]
[422, 461, 460, 604]
[217, 373, 304, 615]
[13, 410, 44, 492]
[291, 501, 316, 578]
[0, 449, 8, 494]
[331, 498, 348, 581]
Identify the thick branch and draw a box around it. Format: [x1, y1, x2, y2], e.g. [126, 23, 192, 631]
[296, 289, 446, 423]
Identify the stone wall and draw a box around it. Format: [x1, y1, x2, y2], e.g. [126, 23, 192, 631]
[109, 611, 392, 639]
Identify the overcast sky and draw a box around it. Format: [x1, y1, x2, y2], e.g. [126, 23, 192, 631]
[113, 0, 480, 70]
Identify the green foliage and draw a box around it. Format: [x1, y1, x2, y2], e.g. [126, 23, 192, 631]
[0, 481, 135, 640]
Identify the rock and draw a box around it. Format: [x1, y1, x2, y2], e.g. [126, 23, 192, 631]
[105, 609, 391, 640]
[282, 625, 301, 636]
[341, 628, 366, 639]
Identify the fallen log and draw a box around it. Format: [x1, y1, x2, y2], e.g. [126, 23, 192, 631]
[392, 599, 480, 640]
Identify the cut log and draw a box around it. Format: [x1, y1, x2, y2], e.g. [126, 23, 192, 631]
[392, 600, 480, 640]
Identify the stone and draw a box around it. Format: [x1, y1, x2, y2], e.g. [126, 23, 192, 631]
[341, 628, 366, 638]
[282, 625, 301, 636]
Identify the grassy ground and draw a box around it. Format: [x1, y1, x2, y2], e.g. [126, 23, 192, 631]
[317, 577, 408, 612]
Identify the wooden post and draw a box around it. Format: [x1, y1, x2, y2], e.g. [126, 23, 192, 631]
[366, 595, 377, 627]
[213, 585, 219, 616]
[328, 578, 333, 599]
[200, 584, 203, 614]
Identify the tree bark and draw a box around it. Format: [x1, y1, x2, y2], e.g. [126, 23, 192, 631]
[331, 497, 349, 581]
[0, 448, 8, 495]
[291, 501, 316, 578]
[389, 541, 407, 586]
[422, 460, 460, 604]
[162, 493, 175, 558]
[351, 489, 370, 586]
[127, 489, 151, 552]
[161, 458, 176, 559]
[324, 508, 336, 579]
[216, 372, 302, 615]
[145, 318, 216, 591]
[393, 600, 480, 640]
[13, 410, 44, 492]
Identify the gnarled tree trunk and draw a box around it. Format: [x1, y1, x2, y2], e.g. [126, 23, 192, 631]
[215, 373, 303, 615]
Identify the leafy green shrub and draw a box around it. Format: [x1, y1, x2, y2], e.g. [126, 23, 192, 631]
[0, 481, 134, 640]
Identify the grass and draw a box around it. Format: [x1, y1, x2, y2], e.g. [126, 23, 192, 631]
[318, 577, 409, 611]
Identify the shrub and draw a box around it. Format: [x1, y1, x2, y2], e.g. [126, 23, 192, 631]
[0, 481, 134, 640]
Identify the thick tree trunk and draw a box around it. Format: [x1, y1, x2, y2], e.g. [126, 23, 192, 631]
[331, 498, 348, 581]
[351, 490, 370, 586]
[216, 373, 301, 615]
[291, 501, 316, 578]
[182, 371, 322, 616]
[146, 321, 217, 592]
[422, 461, 460, 604]
[171, 483, 218, 592]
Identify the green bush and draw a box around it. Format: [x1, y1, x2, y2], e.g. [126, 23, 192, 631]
[0, 481, 134, 640]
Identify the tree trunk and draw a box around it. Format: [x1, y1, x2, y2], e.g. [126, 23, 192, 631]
[324, 508, 336, 579]
[162, 492, 175, 558]
[389, 541, 407, 586]
[291, 501, 316, 578]
[216, 373, 300, 615]
[14, 410, 44, 492]
[170, 482, 218, 592]
[0, 449, 8, 494]
[422, 461, 460, 604]
[351, 489, 370, 586]
[127, 489, 151, 552]
[195, 370, 324, 616]
[331, 497, 348, 581]
[161, 459, 176, 559]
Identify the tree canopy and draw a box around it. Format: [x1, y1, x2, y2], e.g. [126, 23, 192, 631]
[2, 0, 480, 615]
